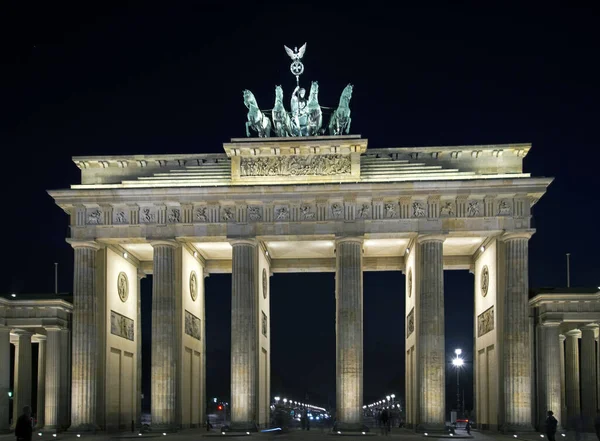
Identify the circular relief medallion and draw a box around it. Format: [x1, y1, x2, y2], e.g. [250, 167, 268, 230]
[262, 268, 268, 299]
[481, 265, 489, 297]
[407, 268, 413, 298]
[189, 271, 198, 302]
[117, 272, 129, 303]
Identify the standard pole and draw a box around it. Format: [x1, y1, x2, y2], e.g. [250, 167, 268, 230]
[54, 262, 58, 294]
[566, 253, 571, 288]
[456, 367, 460, 415]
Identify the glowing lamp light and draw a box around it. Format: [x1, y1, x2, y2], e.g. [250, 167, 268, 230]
[362, 432, 366, 435]
[163, 433, 167, 436]
[424, 433, 429, 436]
[246, 432, 250, 435]
[337, 431, 341, 435]
[53, 435, 57, 438]
[138, 434, 142, 436]
[77, 435, 81, 438]
[514, 435, 518, 438]
[221, 432, 225, 435]
[363, 405, 367, 409]
[386, 395, 391, 401]
[274, 396, 280, 402]
[541, 436, 545, 438]
[452, 358, 464, 367]
[283, 398, 288, 403]
[562, 435, 566, 437]
[391, 394, 395, 398]
[11, 294, 16, 298]
[38, 433, 42, 437]
[450, 434, 453, 437]
[455, 348, 462, 356]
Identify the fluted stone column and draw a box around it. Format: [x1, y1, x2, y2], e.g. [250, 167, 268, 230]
[417, 235, 445, 430]
[0, 327, 10, 433]
[36, 336, 47, 428]
[137, 270, 145, 427]
[60, 328, 70, 429]
[501, 233, 533, 431]
[151, 241, 178, 430]
[230, 239, 258, 430]
[538, 322, 561, 430]
[559, 335, 566, 428]
[13, 331, 33, 426]
[565, 329, 581, 427]
[70, 241, 100, 431]
[581, 324, 598, 430]
[335, 237, 363, 430]
[44, 327, 62, 430]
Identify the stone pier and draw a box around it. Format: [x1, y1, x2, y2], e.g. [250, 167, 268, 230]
[70, 242, 100, 431]
[151, 241, 179, 430]
[501, 233, 533, 431]
[230, 240, 258, 431]
[416, 235, 445, 430]
[335, 237, 364, 430]
[36, 335, 47, 428]
[565, 329, 581, 427]
[581, 324, 598, 430]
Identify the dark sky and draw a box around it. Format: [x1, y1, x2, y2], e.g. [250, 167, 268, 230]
[2, 2, 600, 414]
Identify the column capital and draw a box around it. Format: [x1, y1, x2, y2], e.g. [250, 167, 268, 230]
[500, 230, 535, 242]
[540, 320, 562, 327]
[33, 335, 47, 343]
[582, 323, 599, 332]
[559, 334, 566, 342]
[416, 234, 446, 244]
[137, 268, 147, 280]
[565, 329, 582, 338]
[335, 236, 364, 246]
[228, 238, 258, 247]
[43, 325, 64, 332]
[12, 329, 33, 338]
[150, 240, 179, 248]
[66, 239, 102, 251]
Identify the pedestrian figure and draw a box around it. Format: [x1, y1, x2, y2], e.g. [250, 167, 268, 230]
[546, 411, 558, 441]
[15, 406, 32, 441]
[595, 410, 600, 441]
[465, 420, 471, 435]
[380, 409, 389, 436]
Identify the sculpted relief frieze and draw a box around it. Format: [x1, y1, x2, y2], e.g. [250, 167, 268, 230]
[240, 154, 351, 177]
[75, 196, 525, 227]
[477, 306, 494, 337]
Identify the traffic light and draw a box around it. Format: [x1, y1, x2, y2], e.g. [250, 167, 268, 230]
[217, 405, 223, 411]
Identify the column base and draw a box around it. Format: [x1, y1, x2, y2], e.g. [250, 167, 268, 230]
[68, 423, 101, 433]
[40, 425, 62, 434]
[416, 422, 450, 433]
[500, 424, 535, 433]
[149, 424, 179, 433]
[332, 422, 369, 433]
[226, 421, 258, 432]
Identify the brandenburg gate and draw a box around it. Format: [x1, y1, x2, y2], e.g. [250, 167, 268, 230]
[43, 44, 555, 433]
[47, 133, 552, 432]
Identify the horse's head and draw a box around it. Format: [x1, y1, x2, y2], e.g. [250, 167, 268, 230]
[243, 89, 256, 108]
[340, 84, 354, 106]
[275, 85, 283, 102]
[309, 81, 319, 99]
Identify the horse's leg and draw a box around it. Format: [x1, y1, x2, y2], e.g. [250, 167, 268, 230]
[346, 117, 351, 134]
[246, 121, 251, 137]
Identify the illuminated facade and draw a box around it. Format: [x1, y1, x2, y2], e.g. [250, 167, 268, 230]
[45, 135, 554, 431]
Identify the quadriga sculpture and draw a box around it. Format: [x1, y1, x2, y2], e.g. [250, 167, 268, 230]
[243, 90, 271, 138]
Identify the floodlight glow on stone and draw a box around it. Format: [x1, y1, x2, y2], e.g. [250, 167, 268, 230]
[123, 252, 128, 259]
[480, 246, 485, 252]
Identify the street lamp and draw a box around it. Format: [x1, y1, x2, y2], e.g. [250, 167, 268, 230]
[452, 349, 463, 416]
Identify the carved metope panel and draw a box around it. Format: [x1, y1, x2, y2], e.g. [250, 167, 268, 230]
[110, 310, 134, 341]
[477, 306, 494, 337]
[262, 311, 268, 337]
[481, 265, 489, 297]
[407, 307, 415, 337]
[184, 310, 201, 341]
[117, 272, 129, 303]
[240, 154, 351, 177]
[189, 271, 198, 301]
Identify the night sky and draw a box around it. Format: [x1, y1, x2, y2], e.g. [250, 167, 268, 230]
[2, 2, 600, 414]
